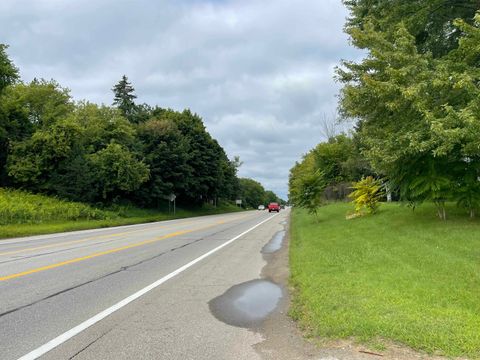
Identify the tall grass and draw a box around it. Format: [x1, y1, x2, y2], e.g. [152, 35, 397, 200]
[0, 188, 244, 238]
[0, 188, 115, 224]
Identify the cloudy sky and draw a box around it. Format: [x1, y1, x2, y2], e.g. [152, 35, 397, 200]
[0, 0, 361, 199]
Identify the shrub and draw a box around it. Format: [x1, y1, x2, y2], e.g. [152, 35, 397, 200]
[348, 176, 384, 216]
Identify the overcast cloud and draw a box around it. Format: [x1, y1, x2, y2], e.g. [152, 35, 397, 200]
[0, 0, 361, 199]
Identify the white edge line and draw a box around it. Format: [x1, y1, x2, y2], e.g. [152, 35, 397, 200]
[17, 213, 279, 360]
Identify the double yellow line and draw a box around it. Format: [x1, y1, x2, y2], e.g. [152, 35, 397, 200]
[0, 213, 253, 282]
[0, 221, 195, 257]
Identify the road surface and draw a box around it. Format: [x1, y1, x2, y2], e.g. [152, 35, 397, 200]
[0, 210, 290, 360]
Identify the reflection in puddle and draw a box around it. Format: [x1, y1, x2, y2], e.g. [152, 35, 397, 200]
[261, 230, 285, 254]
[209, 279, 282, 328]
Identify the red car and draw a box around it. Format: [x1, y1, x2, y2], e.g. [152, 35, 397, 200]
[268, 202, 280, 212]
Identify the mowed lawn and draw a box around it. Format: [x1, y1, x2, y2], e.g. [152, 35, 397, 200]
[290, 203, 480, 358]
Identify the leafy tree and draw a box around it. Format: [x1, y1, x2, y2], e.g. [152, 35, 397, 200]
[289, 150, 316, 205]
[135, 117, 192, 206]
[343, 0, 479, 57]
[292, 170, 327, 220]
[338, 11, 480, 218]
[313, 134, 372, 185]
[112, 75, 137, 122]
[0, 79, 73, 185]
[7, 117, 83, 193]
[0, 44, 18, 93]
[7, 102, 147, 203]
[173, 109, 225, 203]
[88, 143, 150, 201]
[264, 190, 279, 204]
[239, 178, 266, 208]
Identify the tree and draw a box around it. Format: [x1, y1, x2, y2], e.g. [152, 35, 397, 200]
[135, 117, 192, 207]
[292, 170, 327, 220]
[88, 143, 150, 201]
[0, 44, 18, 93]
[7, 101, 147, 203]
[338, 11, 480, 218]
[173, 109, 224, 203]
[0, 79, 74, 186]
[343, 0, 479, 58]
[112, 75, 137, 122]
[239, 178, 266, 208]
[264, 190, 279, 204]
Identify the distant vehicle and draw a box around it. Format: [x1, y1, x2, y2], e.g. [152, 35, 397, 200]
[258, 205, 265, 210]
[281, 205, 285, 209]
[268, 202, 280, 212]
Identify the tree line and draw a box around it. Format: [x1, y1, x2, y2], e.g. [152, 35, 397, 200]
[0, 46, 281, 208]
[290, 1, 480, 219]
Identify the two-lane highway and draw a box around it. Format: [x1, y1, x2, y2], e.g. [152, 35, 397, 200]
[0, 210, 287, 359]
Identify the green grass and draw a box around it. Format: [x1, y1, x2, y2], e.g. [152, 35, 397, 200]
[0, 188, 243, 239]
[290, 202, 480, 358]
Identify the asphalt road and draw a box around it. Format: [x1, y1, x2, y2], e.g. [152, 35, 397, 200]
[0, 210, 289, 360]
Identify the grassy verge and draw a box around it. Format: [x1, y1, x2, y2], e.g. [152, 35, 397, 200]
[0, 188, 243, 239]
[290, 202, 480, 358]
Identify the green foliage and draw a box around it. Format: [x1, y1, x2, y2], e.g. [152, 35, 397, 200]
[349, 176, 384, 215]
[0, 49, 268, 211]
[237, 178, 282, 208]
[291, 169, 327, 219]
[313, 134, 372, 184]
[88, 143, 150, 200]
[289, 134, 372, 204]
[343, 0, 478, 57]
[0, 79, 72, 186]
[454, 162, 480, 218]
[239, 178, 267, 208]
[0, 187, 111, 224]
[135, 117, 191, 206]
[338, 6, 480, 220]
[0, 44, 18, 93]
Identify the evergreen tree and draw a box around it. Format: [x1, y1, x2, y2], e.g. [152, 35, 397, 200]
[112, 75, 137, 122]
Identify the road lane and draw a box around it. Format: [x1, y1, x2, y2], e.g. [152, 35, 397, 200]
[0, 210, 282, 359]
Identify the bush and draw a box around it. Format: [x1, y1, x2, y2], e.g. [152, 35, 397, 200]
[348, 176, 384, 215]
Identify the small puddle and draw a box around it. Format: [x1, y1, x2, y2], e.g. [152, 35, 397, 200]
[261, 230, 285, 254]
[209, 279, 282, 328]
[280, 220, 287, 225]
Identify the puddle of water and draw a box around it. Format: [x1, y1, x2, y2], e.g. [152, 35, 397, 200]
[280, 220, 287, 225]
[261, 230, 285, 254]
[209, 279, 282, 328]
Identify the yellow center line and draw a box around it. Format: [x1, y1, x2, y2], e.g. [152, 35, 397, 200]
[0, 221, 226, 282]
[0, 211, 258, 282]
[0, 219, 202, 257]
[0, 212, 255, 257]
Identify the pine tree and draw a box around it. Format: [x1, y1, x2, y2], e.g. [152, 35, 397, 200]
[112, 75, 137, 122]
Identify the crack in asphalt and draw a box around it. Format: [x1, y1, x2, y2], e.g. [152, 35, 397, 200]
[0, 225, 236, 319]
[68, 328, 114, 359]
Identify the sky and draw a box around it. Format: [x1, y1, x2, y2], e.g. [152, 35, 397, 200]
[0, 0, 361, 199]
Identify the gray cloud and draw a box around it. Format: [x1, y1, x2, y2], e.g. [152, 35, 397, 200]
[0, 0, 361, 199]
